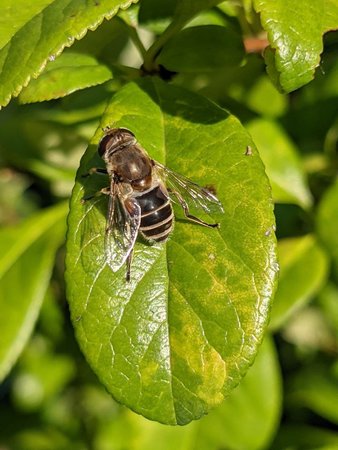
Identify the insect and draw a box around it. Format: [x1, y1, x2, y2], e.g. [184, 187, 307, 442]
[83, 128, 224, 281]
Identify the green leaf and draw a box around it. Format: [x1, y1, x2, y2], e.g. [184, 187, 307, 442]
[66, 77, 278, 425]
[254, 0, 338, 92]
[0, 0, 54, 49]
[157, 25, 244, 72]
[0, 0, 138, 108]
[70, 16, 130, 66]
[317, 179, 338, 279]
[0, 202, 68, 382]
[19, 52, 112, 104]
[247, 118, 313, 209]
[194, 335, 282, 450]
[269, 235, 329, 331]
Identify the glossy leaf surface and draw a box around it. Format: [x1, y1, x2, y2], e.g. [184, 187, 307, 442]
[254, 0, 338, 92]
[19, 52, 112, 104]
[0, 202, 68, 381]
[66, 77, 277, 424]
[0, 0, 138, 108]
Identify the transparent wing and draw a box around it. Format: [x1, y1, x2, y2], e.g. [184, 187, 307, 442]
[155, 161, 224, 214]
[104, 180, 141, 272]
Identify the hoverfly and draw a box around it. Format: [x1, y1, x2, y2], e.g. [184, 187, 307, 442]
[83, 128, 224, 281]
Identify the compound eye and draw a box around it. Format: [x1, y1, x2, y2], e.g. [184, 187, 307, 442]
[98, 134, 112, 158]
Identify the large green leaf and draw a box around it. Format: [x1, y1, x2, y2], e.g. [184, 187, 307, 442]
[19, 52, 112, 104]
[269, 235, 329, 331]
[66, 77, 277, 424]
[0, 202, 68, 382]
[317, 179, 338, 279]
[254, 0, 338, 92]
[247, 119, 313, 209]
[0, 0, 138, 108]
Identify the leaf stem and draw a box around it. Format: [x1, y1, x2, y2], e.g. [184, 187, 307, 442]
[142, 19, 186, 73]
[127, 26, 147, 59]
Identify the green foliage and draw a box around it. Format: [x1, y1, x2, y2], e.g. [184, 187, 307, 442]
[19, 52, 113, 103]
[0, 0, 138, 107]
[254, 0, 338, 92]
[0, 0, 337, 446]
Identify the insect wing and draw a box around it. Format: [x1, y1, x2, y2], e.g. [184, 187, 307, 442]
[155, 162, 224, 214]
[105, 182, 141, 272]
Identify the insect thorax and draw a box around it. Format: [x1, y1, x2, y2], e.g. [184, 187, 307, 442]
[107, 146, 153, 188]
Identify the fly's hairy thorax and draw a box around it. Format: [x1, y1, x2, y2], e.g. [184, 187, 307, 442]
[108, 145, 153, 190]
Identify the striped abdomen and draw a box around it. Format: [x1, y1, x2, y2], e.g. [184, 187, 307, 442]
[136, 185, 173, 242]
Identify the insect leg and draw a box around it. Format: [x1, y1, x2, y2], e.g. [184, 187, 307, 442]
[82, 167, 108, 178]
[170, 190, 219, 228]
[126, 249, 134, 282]
[81, 187, 110, 203]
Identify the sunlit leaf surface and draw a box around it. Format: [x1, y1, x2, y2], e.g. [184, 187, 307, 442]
[19, 52, 112, 103]
[254, 0, 338, 92]
[0, 0, 138, 108]
[66, 77, 278, 424]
